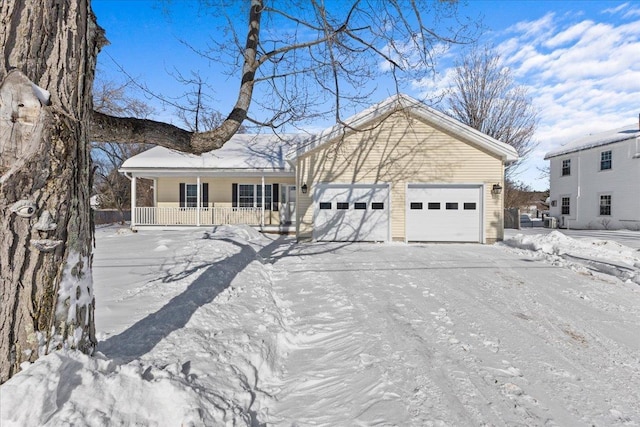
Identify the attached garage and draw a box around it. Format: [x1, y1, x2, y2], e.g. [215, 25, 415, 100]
[406, 184, 482, 242]
[293, 94, 519, 244]
[312, 183, 390, 242]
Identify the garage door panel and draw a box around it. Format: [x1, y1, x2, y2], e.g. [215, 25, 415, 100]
[313, 185, 389, 242]
[407, 185, 482, 242]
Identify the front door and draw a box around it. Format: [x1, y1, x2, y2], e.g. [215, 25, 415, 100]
[281, 185, 296, 224]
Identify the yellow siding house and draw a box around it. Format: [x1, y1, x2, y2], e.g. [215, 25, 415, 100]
[120, 94, 518, 243]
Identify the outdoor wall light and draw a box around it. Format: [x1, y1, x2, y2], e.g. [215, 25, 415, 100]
[492, 183, 503, 194]
[301, 183, 308, 194]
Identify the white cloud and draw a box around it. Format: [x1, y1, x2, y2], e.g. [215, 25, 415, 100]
[544, 20, 594, 48]
[623, 7, 640, 18]
[602, 2, 630, 15]
[505, 12, 556, 40]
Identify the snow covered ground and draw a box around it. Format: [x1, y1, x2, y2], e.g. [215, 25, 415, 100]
[2, 225, 640, 426]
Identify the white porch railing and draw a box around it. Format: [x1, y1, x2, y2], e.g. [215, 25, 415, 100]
[134, 207, 263, 226]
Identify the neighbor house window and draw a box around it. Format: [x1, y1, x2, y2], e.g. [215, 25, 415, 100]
[599, 195, 611, 216]
[185, 184, 198, 207]
[561, 197, 570, 215]
[562, 159, 571, 176]
[238, 184, 273, 210]
[600, 150, 612, 170]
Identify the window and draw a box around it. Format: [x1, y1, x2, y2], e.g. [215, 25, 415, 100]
[428, 202, 440, 210]
[237, 184, 273, 210]
[600, 150, 612, 170]
[562, 159, 571, 176]
[336, 202, 349, 210]
[446, 202, 458, 210]
[319, 202, 332, 210]
[599, 195, 611, 216]
[180, 183, 208, 208]
[371, 202, 384, 210]
[410, 202, 423, 210]
[238, 184, 255, 208]
[185, 184, 198, 207]
[561, 197, 570, 215]
[463, 203, 476, 210]
[354, 202, 367, 210]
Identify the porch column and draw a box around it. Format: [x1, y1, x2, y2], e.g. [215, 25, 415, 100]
[153, 179, 157, 207]
[196, 175, 201, 227]
[261, 175, 265, 228]
[131, 175, 137, 227]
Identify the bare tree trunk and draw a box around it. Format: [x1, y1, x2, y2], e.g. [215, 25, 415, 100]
[0, 0, 104, 383]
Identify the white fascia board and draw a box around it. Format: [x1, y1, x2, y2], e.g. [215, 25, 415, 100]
[287, 95, 405, 160]
[408, 103, 519, 163]
[118, 168, 294, 179]
[289, 93, 519, 163]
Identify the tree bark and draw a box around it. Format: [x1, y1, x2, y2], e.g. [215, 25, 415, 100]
[0, 0, 104, 383]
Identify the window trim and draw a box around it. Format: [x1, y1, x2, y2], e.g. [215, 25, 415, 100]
[236, 183, 273, 210]
[561, 196, 570, 216]
[185, 183, 198, 208]
[600, 150, 612, 171]
[599, 194, 612, 216]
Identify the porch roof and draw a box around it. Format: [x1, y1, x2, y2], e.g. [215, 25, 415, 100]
[120, 133, 305, 175]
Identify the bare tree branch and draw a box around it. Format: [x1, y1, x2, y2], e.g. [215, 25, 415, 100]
[446, 46, 538, 178]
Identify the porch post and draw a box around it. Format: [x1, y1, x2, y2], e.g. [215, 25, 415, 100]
[196, 175, 201, 227]
[261, 175, 265, 228]
[153, 179, 157, 207]
[131, 175, 137, 227]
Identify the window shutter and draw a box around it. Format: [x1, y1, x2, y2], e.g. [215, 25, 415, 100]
[232, 183, 238, 208]
[179, 183, 186, 208]
[202, 183, 209, 206]
[272, 183, 279, 211]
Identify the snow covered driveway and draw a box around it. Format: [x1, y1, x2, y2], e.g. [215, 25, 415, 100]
[2, 226, 640, 426]
[267, 241, 640, 425]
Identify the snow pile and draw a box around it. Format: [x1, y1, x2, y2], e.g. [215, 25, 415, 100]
[1, 351, 233, 426]
[502, 230, 640, 284]
[1, 226, 288, 427]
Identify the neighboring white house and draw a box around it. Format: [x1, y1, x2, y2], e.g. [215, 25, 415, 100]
[120, 94, 518, 243]
[544, 122, 640, 230]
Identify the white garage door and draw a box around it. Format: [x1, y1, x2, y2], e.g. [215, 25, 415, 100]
[313, 184, 390, 242]
[406, 184, 482, 242]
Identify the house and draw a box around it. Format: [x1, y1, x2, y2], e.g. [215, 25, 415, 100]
[544, 120, 640, 230]
[120, 94, 518, 243]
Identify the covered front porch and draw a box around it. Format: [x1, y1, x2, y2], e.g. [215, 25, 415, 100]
[118, 134, 301, 230]
[126, 173, 297, 229]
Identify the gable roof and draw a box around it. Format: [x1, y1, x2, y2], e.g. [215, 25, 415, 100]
[544, 124, 640, 159]
[120, 133, 304, 174]
[290, 93, 519, 163]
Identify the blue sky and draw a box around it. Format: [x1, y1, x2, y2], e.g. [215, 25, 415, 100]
[92, 1, 640, 191]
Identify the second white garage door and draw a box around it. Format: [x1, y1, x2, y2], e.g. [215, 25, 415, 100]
[406, 184, 482, 242]
[313, 184, 390, 242]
